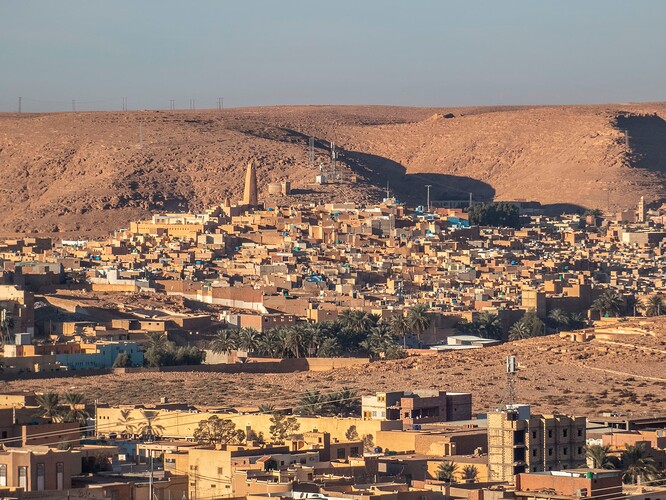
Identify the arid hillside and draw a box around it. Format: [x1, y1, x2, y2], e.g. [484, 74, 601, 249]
[1, 103, 665, 236]
[2, 316, 665, 416]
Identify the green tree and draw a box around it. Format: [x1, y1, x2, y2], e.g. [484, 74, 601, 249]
[269, 413, 300, 444]
[476, 312, 502, 340]
[645, 294, 664, 317]
[296, 390, 329, 416]
[0, 308, 15, 346]
[468, 202, 520, 228]
[437, 461, 459, 482]
[621, 443, 659, 484]
[389, 314, 411, 348]
[360, 324, 405, 360]
[61, 392, 89, 425]
[508, 321, 532, 341]
[592, 289, 624, 317]
[208, 329, 238, 355]
[193, 416, 245, 445]
[586, 444, 620, 469]
[407, 305, 431, 346]
[237, 327, 260, 353]
[548, 309, 570, 331]
[509, 312, 545, 341]
[35, 392, 63, 422]
[112, 351, 131, 368]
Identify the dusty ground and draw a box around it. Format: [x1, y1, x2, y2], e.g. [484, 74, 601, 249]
[1, 103, 665, 236]
[4, 318, 665, 417]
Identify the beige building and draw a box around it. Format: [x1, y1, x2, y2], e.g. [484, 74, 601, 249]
[488, 406, 586, 482]
[0, 446, 81, 492]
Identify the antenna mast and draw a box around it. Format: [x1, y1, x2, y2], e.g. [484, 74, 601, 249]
[506, 355, 517, 405]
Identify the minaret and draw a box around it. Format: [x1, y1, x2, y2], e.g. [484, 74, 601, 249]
[243, 161, 258, 206]
[638, 196, 646, 223]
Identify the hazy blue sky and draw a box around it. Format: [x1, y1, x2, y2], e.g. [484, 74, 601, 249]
[1, 0, 664, 112]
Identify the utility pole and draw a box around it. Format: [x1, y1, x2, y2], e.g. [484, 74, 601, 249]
[71, 100, 76, 112]
[18, 97, 22, 114]
[149, 451, 154, 500]
[425, 185, 432, 212]
[170, 100, 175, 111]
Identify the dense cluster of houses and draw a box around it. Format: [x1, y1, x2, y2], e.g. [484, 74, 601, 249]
[0, 389, 662, 499]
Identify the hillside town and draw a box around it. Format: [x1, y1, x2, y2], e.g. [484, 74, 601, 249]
[0, 162, 663, 499]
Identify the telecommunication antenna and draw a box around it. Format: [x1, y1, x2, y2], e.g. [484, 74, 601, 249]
[170, 100, 175, 111]
[217, 97, 224, 111]
[506, 355, 517, 405]
[71, 100, 76, 112]
[386, 181, 390, 199]
[309, 136, 315, 165]
[425, 185, 432, 212]
[18, 97, 22, 114]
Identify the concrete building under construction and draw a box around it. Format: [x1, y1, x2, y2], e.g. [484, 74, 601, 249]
[488, 405, 586, 482]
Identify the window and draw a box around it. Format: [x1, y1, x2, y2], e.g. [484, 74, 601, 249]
[532, 449, 537, 457]
[548, 448, 553, 457]
[37, 463, 45, 491]
[548, 430, 552, 438]
[563, 429, 568, 438]
[577, 429, 583, 437]
[337, 448, 346, 459]
[18, 466, 27, 490]
[532, 431, 537, 439]
[0, 464, 6, 487]
[563, 448, 568, 456]
[578, 447, 583, 455]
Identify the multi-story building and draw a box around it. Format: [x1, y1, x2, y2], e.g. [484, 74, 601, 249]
[362, 391, 472, 428]
[488, 405, 586, 482]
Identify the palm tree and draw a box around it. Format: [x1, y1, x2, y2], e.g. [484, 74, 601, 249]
[645, 294, 664, 317]
[621, 443, 659, 484]
[477, 312, 502, 340]
[339, 309, 373, 335]
[548, 309, 570, 331]
[586, 444, 619, 469]
[208, 329, 238, 355]
[569, 312, 587, 329]
[296, 390, 329, 416]
[258, 328, 280, 358]
[508, 320, 531, 341]
[592, 290, 624, 317]
[145, 332, 168, 351]
[237, 327, 260, 353]
[437, 461, 458, 482]
[35, 392, 63, 422]
[61, 392, 89, 424]
[389, 314, 410, 348]
[407, 305, 431, 346]
[0, 308, 15, 346]
[461, 465, 479, 482]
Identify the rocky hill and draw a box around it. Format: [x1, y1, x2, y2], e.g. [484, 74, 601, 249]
[1, 103, 665, 236]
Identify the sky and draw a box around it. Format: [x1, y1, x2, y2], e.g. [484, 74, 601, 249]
[1, 0, 665, 112]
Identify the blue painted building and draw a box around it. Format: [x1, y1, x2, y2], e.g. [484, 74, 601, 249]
[56, 342, 143, 370]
